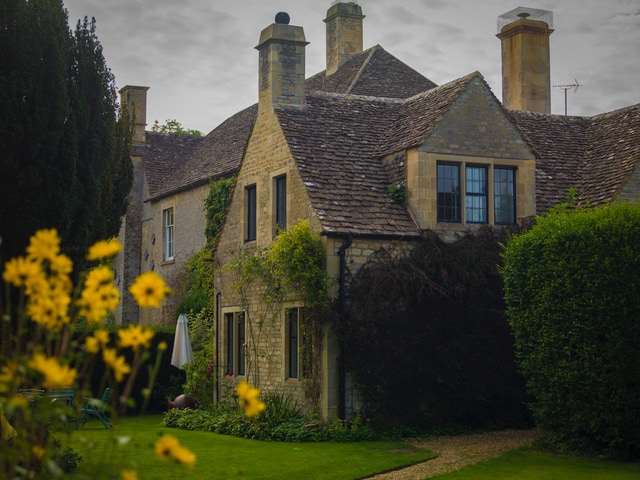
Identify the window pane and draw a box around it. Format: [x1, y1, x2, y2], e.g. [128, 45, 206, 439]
[246, 185, 256, 241]
[288, 308, 299, 378]
[465, 166, 487, 223]
[494, 168, 516, 224]
[163, 208, 174, 260]
[225, 313, 234, 375]
[275, 176, 287, 232]
[437, 164, 461, 222]
[237, 313, 245, 376]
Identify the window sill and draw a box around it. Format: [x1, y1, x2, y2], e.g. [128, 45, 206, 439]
[161, 258, 175, 266]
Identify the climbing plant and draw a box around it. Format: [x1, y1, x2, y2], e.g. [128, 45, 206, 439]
[205, 175, 235, 247]
[225, 220, 331, 410]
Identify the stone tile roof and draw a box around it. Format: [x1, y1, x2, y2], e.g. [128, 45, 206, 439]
[510, 103, 640, 213]
[138, 41, 640, 233]
[381, 72, 481, 155]
[275, 92, 419, 237]
[580, 104, 640, 206]
[136, 132, 203, 199]
[306, 45, 437, 99]
[146, 105, 257, 201]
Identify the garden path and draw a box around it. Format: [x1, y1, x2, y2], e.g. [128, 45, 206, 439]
[367, 429, 539, 479]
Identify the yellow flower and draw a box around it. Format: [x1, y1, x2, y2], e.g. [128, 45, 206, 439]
[32, 445, 46, 460]
[26, 285, 71, 331]
[49, 253, 73, 276]
[77, 266, 119, 323]
[154, 434, 196, 468]
[9, 395, 30, 410]
[87, 238, 123, 261]
[158, 341, 168, 351]
[154, 434, 180, 460]
[26, 229, 60, 262]
[236, 381, 266, 417]
[0, 362, 18, 393]
[120, 470, 139, 480]
[172, 445, 196, 468]
[128, 272, 171, 308]
[28, 353, 76, 388]
[118, 324, 154, 351]
[102, 348, 131, 382]
[85, 336, 100, 354]
[94, 329, 110, 345]
[2, 256, 41, 288]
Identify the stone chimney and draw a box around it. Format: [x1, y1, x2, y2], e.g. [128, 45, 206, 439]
[497, 7, 553, 114]
[119, 85, 149, 145]
[255, 12, 308, 111]
[324, 2, 365, 76]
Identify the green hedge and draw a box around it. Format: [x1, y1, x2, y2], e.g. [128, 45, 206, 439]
[502, 203, 640, 459]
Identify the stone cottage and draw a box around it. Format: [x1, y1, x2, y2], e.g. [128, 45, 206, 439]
[114, 3, 640, 418]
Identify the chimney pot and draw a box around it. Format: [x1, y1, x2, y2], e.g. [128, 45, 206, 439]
[275, 12, 290, 25]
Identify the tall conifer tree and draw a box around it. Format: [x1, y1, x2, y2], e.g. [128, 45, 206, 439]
[0, 0, 132, 272]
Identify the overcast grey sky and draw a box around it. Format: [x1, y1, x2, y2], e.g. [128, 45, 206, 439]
[62, 0, 640, 134]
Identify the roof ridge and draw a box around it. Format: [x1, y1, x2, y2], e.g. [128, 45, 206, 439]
[345, 45, 380, 95]
[306, 89, 404, 104]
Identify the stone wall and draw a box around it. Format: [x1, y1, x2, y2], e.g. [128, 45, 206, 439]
[138, 183, 209, 325]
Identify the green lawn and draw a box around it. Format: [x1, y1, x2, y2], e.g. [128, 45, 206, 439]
[431, 448, 640, 480]
[64, 414, 434, 479]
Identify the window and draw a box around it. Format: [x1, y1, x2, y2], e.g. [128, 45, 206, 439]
[437, 161, 517, 225]
[494, 167, 516, 224]
[286, 308, 299, 378]
[285, 308, 312, 379]
[465, 165, 487, 223]
[437, 163, 461, 222]
[225, 312, 246, 376]
[274, 175, 287, 233]
[245, 184, 256, 242]
[163, 207, 174, 260]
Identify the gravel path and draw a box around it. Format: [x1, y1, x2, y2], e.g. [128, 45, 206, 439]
[367, 429, 539, 479]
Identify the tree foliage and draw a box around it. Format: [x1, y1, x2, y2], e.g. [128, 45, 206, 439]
[151, 119, 202, 137]
[502, 203, 640, 459]
[0, 2, 132, 272]
[342, 228, 529, 429]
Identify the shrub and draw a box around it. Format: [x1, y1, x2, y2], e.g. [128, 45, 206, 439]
[342, 228, 529, 429]
[502, 203, 640, 459]
[164, 392, 377, 442]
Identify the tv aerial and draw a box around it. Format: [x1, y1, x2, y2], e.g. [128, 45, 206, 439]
[553, 79, 582, 115]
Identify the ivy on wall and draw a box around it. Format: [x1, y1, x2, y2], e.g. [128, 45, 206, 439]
[205, 176, 235, 247]
[225, 220, 331, 411]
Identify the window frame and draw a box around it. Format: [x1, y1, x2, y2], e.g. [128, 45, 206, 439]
[437, 163, 461, 223]
[225, 311, 246, 377]
[286, 308, 300, 379]
[245, 184, 257, 242]
[494, 167, 517, 224]
[162, 207, 174, 261]
[274, 174, 287, 234]
[465, 164, 488, 224]
[437, 161, 517, 225]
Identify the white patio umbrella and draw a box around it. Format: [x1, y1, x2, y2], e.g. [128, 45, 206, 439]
[171, 314, 194, 369]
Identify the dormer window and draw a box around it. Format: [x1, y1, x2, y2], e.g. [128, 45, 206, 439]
[436, 161, 516, 225]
